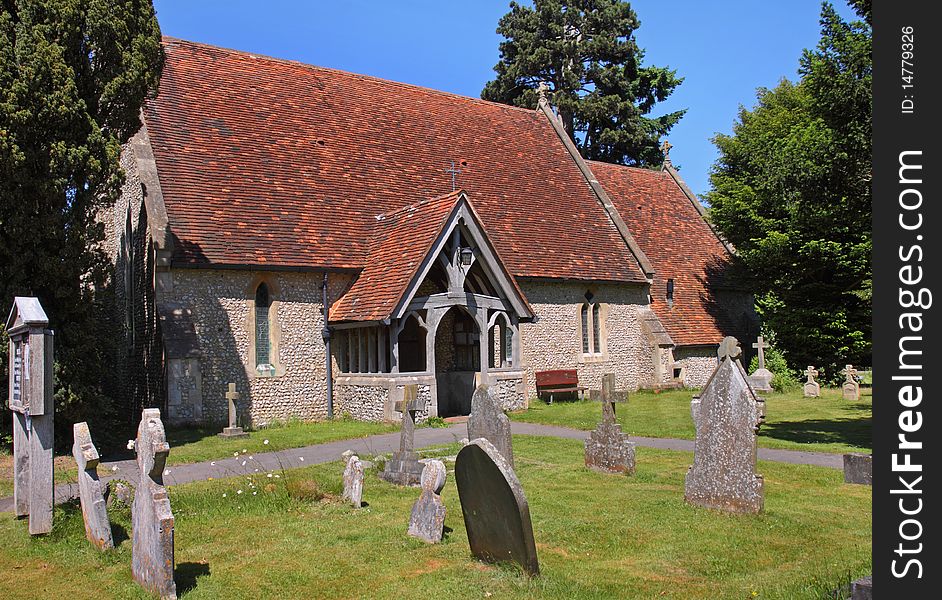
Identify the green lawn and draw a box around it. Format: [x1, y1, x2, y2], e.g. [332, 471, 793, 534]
[0, 436, 871, 599]
[511, 387, 872, 454]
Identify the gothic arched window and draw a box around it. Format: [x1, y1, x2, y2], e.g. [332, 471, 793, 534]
[255, 283, 272, 370]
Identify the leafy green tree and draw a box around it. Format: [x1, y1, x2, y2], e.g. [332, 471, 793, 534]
[482, 0, 684, 167]
[1, 0, 163, 449]
[706, 2, 871, 379]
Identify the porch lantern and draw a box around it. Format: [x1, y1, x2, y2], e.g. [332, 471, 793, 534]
[459, 247, 474, 266]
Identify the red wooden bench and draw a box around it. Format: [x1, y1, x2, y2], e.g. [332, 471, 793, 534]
[535, 369, 588, 403]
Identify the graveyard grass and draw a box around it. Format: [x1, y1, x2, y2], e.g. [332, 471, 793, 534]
[512, 387, 872, 454]
[0, 436, 871, 599]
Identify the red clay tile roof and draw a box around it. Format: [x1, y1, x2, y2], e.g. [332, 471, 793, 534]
[145, 38, 647, 284]
[591, 161, 742, 346]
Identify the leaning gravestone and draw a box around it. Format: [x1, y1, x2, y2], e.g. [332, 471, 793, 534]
[342, 454, 364, 508]
[685, 337, 765, 514]
[842, 364, 861, 401]
[584, 373, 635, 474]
[218, 382, 248, 438]
[7, 296, 55, 535]
[408, 459, 447, 543]
[132, 409, 177, 600]
[467, 384, 514, 467]
[455, 438, 539, 576]
[746, 335, 773, 393]
[72, 422, 114, 550]
[379, 385, 426, 486]
[803, 365, 821, 398]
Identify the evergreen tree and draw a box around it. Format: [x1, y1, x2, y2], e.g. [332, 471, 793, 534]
[1, 0, 163, 448]
[482, 0, 684, 167]
[706, 2, 871, 379]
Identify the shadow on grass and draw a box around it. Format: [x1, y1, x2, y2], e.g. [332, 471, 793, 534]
[111, 521, 130, 547]
[166, 426, 223, 450]
[759, 417, 872, 449]
[176, 561, 211, 595]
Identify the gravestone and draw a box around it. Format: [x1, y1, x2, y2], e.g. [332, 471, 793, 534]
[218, 382, 248, 438]
[379, 385, 425, 486]
[803, 365, 821, 398]
[408, 459, 447, 543]
[7, 297, 55, 535]
[342, 454, 364, 508]
[584, 373, 635, 474]
[747, 336, 773, 393]
[132, 409, 177, 600]
[842, 365, 860, 401]
[455, 438, 539, 576]
[72, 422, 114, 550]
[843, 453, 872, 485]
[685, 336, 765, 514]
[467, 384, 514, 467]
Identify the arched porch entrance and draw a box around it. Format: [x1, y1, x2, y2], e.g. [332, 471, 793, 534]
[434, 306, 480, 417]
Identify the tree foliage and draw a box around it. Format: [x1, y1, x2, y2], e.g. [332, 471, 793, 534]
[482, 0, 684, 167]
[706, 2, 871, 379]
[0, 0, 163, 449]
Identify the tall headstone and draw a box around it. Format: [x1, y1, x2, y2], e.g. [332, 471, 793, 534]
[132, 409, 177, 600]
[218, 382, 248, 438]
[747, 335, 773, 393]
[6, 297, 55, 535]
[455, 438, 539, 576]
[685, 337, 765, 514]
[342, 454, 364, 508]
[408, 459, 447, 543]
[803, 366, 821, 398]
[72, 422, 114, 550]
[467, 384, 514, 467]
[379, 385, 425, 486]
[842, 364, 860, 401]
[584, 373, 635, 474]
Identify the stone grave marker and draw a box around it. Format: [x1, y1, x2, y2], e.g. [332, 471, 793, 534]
[467, 384, 514, 467]
[132, 408, 177, 600]
[803, 365, 821, 398]
[379, 385, 425, 486]
[342, 454, 364, 508]
[842, 364, 860, 401]
[218, 382, 248, 438]
[684, 336, 765, 514]
[843, 453, 872, 485]
[455, 438, 539, 576]
[584, 373, 635, 474]
[747, 335, 773, 393]
[72, 422, 114, 550]
[7, 296, 55, 535]
[408, 459, 447, 543]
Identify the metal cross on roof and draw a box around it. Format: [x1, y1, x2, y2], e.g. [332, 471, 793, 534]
[445, 160, 462, 192]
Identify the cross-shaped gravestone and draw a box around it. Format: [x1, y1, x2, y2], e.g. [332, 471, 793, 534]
[842, 364, 860, 401]
[752, 336, 770, 370]
[73, 422, 113, 550]
[803, 365, 820, 398]
[218, 382, 248, 438]
[379, 385, 426, 486]
[584, 373, 635, 474]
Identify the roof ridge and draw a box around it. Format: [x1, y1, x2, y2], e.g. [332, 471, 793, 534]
[162, 37, 539, 117]
[374, 189, 465, 221]
[587, 160, 668, 176]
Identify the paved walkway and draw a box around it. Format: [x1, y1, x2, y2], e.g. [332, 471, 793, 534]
[0, 422, 842, 513]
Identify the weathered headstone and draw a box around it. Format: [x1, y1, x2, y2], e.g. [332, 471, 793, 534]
[843, 453, 872, 485]
[379, 385, 426, 486]
[685, 336, 765, 514]
[132, 409, 177, 600]
[341, 454, 364, 508]
[842, 364, 860, 401]
[72, 422, 114, 550]
[803, 365, 821, 398]
[455, 438, 539, 576]
[584, 373, 635, 474]
[467, 384, 514, 467]
[7, 297, 55, 535]
[218, 382, 248, 438]
[747, 336, 773, 393]
[408, 459, 447, 543]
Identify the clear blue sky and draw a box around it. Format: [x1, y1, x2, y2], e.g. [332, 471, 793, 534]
[153, 0, 858, 197]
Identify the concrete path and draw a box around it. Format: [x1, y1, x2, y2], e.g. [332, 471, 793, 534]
[0, 422, 842, 513]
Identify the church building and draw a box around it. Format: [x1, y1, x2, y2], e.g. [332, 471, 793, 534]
[104, 38, 757, 426]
